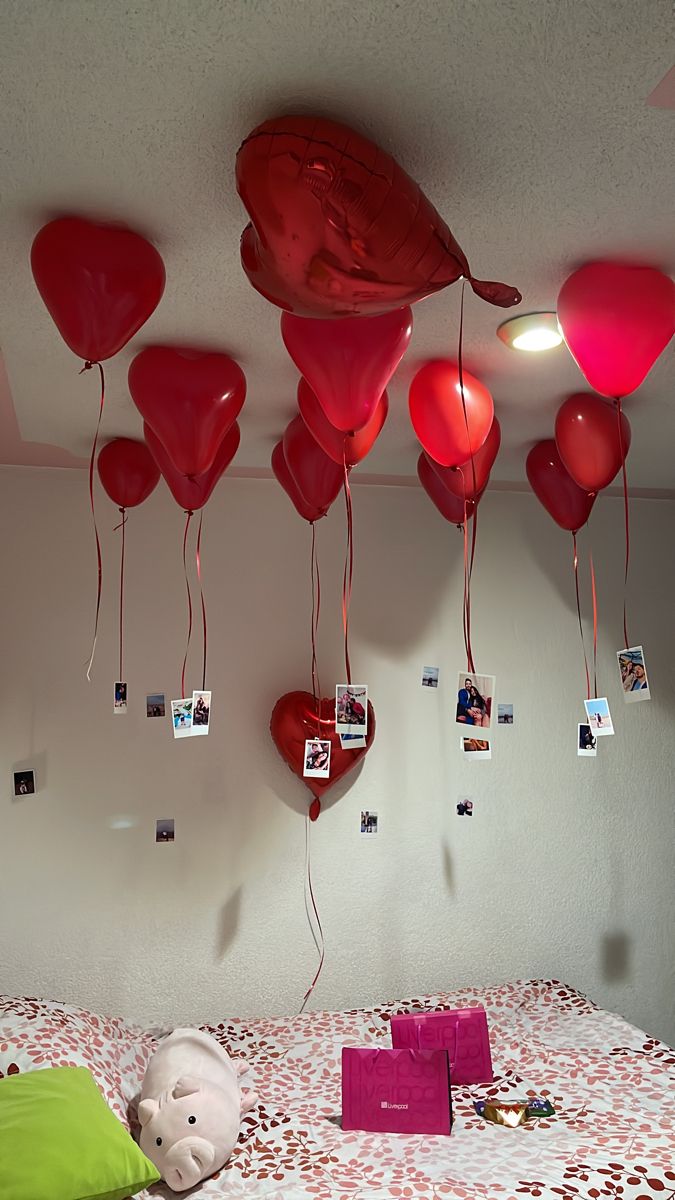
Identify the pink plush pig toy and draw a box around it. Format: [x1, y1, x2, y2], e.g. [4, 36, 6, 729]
[138, 1028, 257, 1192]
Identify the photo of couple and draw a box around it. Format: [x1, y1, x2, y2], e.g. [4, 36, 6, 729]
[617, 646, 651, 703]
[335, 685, 368, 736]
[455, 672, 495, 732]
[303, 739, 331, 779]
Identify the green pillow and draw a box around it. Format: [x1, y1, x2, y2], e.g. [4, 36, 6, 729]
[0, 1065, 160, 1200]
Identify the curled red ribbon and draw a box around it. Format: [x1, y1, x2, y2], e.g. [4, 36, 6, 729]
[83, 361, 105, 681]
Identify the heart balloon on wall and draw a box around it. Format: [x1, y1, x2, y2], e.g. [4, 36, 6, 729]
[281, 308, 412, 433]
[526, 440, 595, 532]
[270, 690, 376, 818]
[557, 262, 675, 398]
[145, 422, 240, 510]
[271, 441, 328, 523]
[297, 378, 388, 467]
[555, 394, 631, 493]
[31, 217, 165, 362]
[236, 115, 521, 317]
[97, 438, 160, 509]
[283, 416, 344, 513]
[410, 360, 494, 468]
[129, 347, 246, 477]
[417, 453, 480, 525]
[427, 417, 501, 500]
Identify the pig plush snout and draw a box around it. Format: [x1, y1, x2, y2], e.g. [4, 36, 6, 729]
[163, 1136, 216, 1192]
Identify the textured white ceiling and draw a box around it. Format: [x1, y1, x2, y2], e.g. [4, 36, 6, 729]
[1, 0, 673, 485]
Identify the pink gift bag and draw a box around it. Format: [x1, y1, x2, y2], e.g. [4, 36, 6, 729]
[389, 1005, 493, 1085]
[342, 1047, 452, 1134]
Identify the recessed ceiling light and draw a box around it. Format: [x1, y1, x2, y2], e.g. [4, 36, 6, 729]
[497, 312, 563, 352]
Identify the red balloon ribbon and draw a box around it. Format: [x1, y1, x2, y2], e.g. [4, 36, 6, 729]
[84, 362, 105, 681]
[310, 522, 321, 714]
[196, 513, 207, 692]
[572, 532, 591, 702]
[113, 507, 128, 684]
[616, 399, 631, 650]
[342, 453, 354, 685]
[590, 547, 598, 701]
[180, 512, 194, 699]
[300, 814, 325, 1013]
[456, 285, 479, 675]
[177, 510, 209, 698]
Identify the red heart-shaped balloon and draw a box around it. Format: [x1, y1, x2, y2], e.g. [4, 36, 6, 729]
[145, 421, 240, 510]
[270, 690, 376, 815]
[297, 378, 388, 467]
[282, 307, 412, 433]
[526, 439, 595, 532]
[31, 217, 165, 362]
[129, 346, 246, 477]
[271, 441, 326, 523]
[97, 438, 160, 509]
[554, 393, 631, 493]
[283, 416, 344, 512]
[426, 417, 501, 500]
[409, 360, 494, 468]
[417, 454, 480, 525]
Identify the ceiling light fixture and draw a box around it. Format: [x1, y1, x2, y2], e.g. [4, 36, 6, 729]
[497, 312, 563, 352]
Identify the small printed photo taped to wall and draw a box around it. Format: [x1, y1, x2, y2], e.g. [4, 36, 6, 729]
[114, 681, 127, 714]
[456, 795, 474, 816]
[335, 684, 368, 736]
[360, 810, 378, 834]
[171, 698, 193, 739]
[156, 818, 175, 843]
[422, 665, 439, 688]
[455, 672, 495, 733]
[460, 737, 491, 760]
[13, 770, 35, 797]
[497, 703, 513, 725]
[617, 646, 651, 703]
[146, 693, 165, 718]
[578, 723, 597, 756]
[303, 738, 331, 779]
[191, 690, 211, 736]
[584, 696, 614, 737]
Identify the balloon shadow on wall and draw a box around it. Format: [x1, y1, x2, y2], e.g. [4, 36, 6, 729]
[270, 755, 369, 821]
[600, 932, 632, 983]
[215, 887, 242, 962]
[350, 488, 466, 652]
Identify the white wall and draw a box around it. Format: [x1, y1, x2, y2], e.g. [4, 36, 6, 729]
[1, 466, 673, 1045]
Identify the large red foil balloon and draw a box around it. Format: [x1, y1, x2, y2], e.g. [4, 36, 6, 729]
[282, 307, 412, 433]
[418, 454, 480, 524]
[558, 262, 675, 398]
[297, 378, 388, 466]
[236, 115, 521, 317]
[526, 440, 595, 532]
[555, 394, 631, 493]
[271, 441, 327, 523]
[410, 360, 494, 468]
[283, 416, 344, 512]
[427, 416, 501, 500]
[129, 347, 246, 477]
[270, 690, 376, 809]
[97, 438, 160, 508]
[31, 217, 165, 361]
[145, 422, 240, 510]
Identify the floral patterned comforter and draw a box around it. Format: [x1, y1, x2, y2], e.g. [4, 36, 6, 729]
[1, 980, 674, 1200]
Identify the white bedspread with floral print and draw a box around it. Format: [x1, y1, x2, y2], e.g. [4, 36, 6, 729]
[1, 980, 674, 1200]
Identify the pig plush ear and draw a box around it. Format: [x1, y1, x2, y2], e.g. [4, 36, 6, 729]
[172, 1075, 201, 1099]
[240, 1089, 258, 1115]
[138, 1098, 159, 1127]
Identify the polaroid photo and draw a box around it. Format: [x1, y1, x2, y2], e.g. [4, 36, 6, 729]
[303, 738, 331, 779]
[340, 733, 367, 749]
[584, 696, 614, 737]
[455, 671, 496, 733]
[578, 723, 597, 757]
[497, 703, 514, 725]
[171, 698, 193, 739]
[156, 818, 175, 843]
[617, 645, 651, 704]
[360, 811, 378, 834]
[13, 770, 35, 797]
[460, 737, 491, 760]
[114, 681, 127, 714]
[422, 666, 439, 688]
[335, 684, 368, 736]
[191, 690, 211, 736]
[456, 795, 474, 817]
[146, 693, 165, 718]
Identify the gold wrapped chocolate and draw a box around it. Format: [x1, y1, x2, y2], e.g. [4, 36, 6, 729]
[482, 1102, 529, 1127]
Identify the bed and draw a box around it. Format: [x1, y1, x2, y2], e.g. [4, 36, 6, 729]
[1, 979, 674, 1200]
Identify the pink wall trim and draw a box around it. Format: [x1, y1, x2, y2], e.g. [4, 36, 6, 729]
[0, 359, 87, 468]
